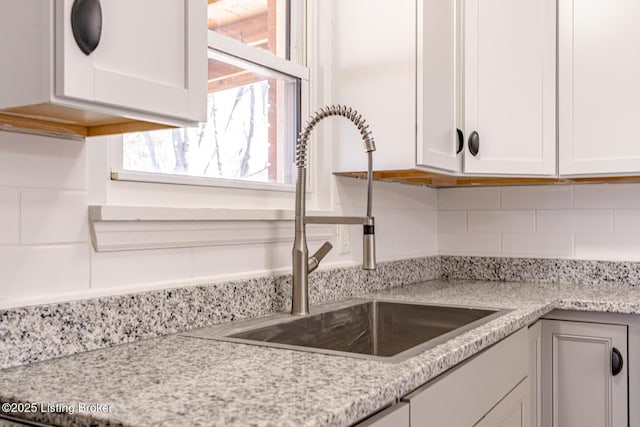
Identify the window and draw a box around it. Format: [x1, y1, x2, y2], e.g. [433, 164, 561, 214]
[120, 0, 307, 187]
[208, 0, 292, 59]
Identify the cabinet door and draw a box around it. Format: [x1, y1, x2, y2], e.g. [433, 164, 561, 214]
[528, 321, 542, 427]
[356, 403, 409, 427]
[474, 379, 529, 427]
[416, 0, 461, 173]
[542, 320, 628, 427]
[55, 0, 206, 123]
[558, 0, 640, 175]
[404, 328, 527, 427]
[330, 0, 417, 172]
[464, 0, 556, 176]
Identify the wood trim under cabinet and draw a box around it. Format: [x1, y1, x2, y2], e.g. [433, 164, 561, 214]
[0, 104, 176, 138]
[336, 169, 640, 188]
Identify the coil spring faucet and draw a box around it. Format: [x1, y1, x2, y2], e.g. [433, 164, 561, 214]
[292, 105, 377, 316]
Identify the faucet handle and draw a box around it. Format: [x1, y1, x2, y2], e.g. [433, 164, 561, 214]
[308, 241, 333, 273]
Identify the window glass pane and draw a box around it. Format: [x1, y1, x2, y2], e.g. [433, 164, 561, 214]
[208, 0, 290, 59]
[123, 51, 297, 184]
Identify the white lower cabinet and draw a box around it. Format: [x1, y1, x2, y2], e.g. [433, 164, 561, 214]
[474, 379, 529, 427]
[356, 402, 409, 427]
[528, 321, 542, 427]
[358, 311, 638, 427]
[541, 318, 628, 427]
[401, 328, 528, 427]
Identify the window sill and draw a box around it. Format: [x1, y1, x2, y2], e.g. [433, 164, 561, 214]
[89, 205, 335, 252]
[111, 170, 295, 193]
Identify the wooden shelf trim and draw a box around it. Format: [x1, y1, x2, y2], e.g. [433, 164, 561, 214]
[335, 169, 640, 187]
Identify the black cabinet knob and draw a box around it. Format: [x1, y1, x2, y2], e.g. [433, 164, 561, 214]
[71, 0, 102, 55]
[468, 130, 479, 156]
[456, 128, 464, 154]
[612, 347, 624, 376]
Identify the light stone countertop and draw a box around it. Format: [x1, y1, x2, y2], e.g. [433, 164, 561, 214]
[2, 279, 640, 427]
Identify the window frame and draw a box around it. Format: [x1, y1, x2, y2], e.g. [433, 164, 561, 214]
[110, 6, 310, 194]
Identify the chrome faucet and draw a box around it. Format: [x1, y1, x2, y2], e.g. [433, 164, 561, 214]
[291, 105, 377, 316]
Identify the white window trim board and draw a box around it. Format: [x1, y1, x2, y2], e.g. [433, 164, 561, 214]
[208, 32, 309, 81]
[110, 169, 296, 193]
[89, 205, 335, 252]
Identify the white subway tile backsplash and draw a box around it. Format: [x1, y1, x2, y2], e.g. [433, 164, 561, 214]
[0, 190, 19, 244]
[613, 210, 640, 233]
[193, 242, 291, 277]
[536, 210, 612, 233]
[381, 209, 438, 235]
[438, 185, 640, 259]
[438, 187, 500, 210]
[438, 233, 501, 254]
[336, 178, 437, 211]
[90, 248, 192, 289]
[0, 131, 87, 190]
[501, 186, 572, 209]
[21, 191, 88, 244]
[574, 184, 640, 209]
[0, 244, 90, 300]
[438, 210, 467, 233]
[394, 231, 438, 255]
[438, 184, 640, 260]
[388, 209, 438, 254]
[575, 234, 640, 261]
[502, 233, 573, 256]
[468, 210, 535, 233]
[8, 124, 640, 305]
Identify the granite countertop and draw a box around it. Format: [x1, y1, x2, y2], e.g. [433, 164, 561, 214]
[2, 278, 640, 427]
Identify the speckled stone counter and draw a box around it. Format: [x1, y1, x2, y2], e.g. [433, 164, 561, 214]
[2, 279, 640, 427]
[0, 256, 440, 370]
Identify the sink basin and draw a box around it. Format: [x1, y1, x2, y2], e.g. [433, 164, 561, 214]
[181, 299, 511, 363]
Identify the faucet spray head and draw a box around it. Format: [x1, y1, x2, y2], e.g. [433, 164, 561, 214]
[363, 223, 376, 270]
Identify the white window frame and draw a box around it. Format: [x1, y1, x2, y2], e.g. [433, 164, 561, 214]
[88, 1, 339, 252]
[111, 24, 310, 191]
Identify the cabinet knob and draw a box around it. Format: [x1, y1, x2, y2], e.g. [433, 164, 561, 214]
[612, 347, 624, 376]
[468, 130, 479, 156]
[71, 0, 102, 55]
[456, 129, 464, 154]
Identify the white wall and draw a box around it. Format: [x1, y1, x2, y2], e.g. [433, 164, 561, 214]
[0, 130, 438, 309]
[438, 184, 640, 261]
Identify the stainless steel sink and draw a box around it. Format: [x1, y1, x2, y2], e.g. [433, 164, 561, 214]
[181, 299, 511, 363]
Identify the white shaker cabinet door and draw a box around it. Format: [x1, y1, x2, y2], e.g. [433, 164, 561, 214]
[55, 0, 206, 124]
[416, 0, 461, 173]
[559, 0, 640, 175]
[404, 329, 528, 427]
[463, 0, 556, 176]
[541, 320, 628, 427]
[355, 403, 409, 427]
[474, 379, 529, 427]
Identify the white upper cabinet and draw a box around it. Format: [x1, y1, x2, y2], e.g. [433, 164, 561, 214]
[329, 0, 417, 173]
[463, 0, 557, 176]
[331, 0, 557, 178]
[559, 0, 640, 176]
[56, 0, 205, 123]
[416, 0, 461, 173]
[0, 0, 206, 137]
